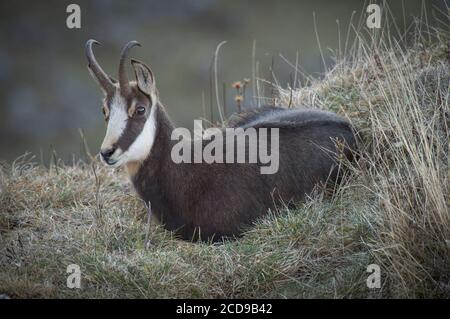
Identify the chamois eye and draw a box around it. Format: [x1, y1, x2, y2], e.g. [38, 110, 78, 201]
[135, 105, 146, 115]
[102, 107, 109, 121]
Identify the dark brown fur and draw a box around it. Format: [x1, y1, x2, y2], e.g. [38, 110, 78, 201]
[131, 102, 356, 242]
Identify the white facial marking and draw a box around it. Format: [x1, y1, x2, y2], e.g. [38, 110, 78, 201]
[123, 98, 157, 163]
[106, 93, 158, 168]
[101, 91, 128, 152]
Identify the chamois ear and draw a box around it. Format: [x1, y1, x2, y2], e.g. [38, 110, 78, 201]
[131, 59, 156, 96]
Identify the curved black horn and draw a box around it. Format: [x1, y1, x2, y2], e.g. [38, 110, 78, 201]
[119, 41, 141, 95]
[85, 39, 115, 94]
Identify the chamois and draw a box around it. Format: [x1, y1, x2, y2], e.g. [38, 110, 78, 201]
[86, 40, 356, 242]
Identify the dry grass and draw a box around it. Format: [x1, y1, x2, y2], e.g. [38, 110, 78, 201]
[0, 156, 375, 298]
[0, 13, 448, 298]
[277, 11, 449, 297]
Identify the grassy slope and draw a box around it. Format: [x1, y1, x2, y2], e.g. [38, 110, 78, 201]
[0, 18, 448, 298]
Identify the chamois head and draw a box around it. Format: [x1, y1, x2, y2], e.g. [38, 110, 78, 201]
[86, 39, 158, 167]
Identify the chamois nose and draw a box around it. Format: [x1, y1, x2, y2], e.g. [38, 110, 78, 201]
[100, 147, 116, 161]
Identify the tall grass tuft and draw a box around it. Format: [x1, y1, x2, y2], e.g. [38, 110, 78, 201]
[277, 10, 449, 297]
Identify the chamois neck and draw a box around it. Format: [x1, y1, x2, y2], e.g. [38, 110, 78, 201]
[130, 103, 191, 228]
[127, 102, 179, 185]
[126, 103, 174, 178]
[150, 102, 176, 152]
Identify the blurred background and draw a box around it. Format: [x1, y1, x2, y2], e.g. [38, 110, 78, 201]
[0, 0, 444, 163]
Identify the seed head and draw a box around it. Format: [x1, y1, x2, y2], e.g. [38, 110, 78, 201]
[232, 81, 242, 89]
[235, 95, 243, 102]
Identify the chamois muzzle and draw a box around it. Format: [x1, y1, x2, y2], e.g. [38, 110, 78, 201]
[100, 146, 117, 164]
